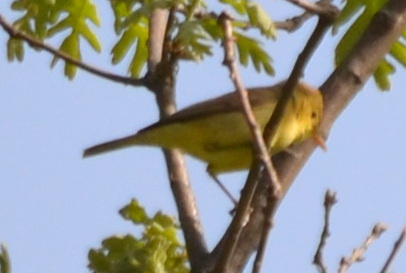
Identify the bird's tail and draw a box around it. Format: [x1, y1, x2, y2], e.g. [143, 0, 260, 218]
[83, 135, 138, 158]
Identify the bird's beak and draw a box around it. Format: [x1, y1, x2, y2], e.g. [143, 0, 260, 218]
[313, 134, 327, 151]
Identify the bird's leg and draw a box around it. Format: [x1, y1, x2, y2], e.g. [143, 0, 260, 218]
[207, 170, 238, 205]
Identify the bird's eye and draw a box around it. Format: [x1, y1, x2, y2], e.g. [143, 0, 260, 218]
[311, 112, 317, 119]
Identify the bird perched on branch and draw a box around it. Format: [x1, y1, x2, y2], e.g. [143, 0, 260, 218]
[84, 81, 325, 176]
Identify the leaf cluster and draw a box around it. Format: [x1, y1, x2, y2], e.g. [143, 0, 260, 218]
[7, 0, 101, 79]
[109, 0, 275, 77]
[334, 0, 406, 90]
[88, 199, 189, 273]
[4, 0, 406, 88]
[5, 0, 275, 79]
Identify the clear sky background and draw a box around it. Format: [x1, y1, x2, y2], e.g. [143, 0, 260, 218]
[1, 1, 405, 273]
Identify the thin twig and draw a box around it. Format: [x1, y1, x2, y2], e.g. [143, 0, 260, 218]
[263, 13, 336, 147]
[313, 190, 337, 273]
[149, 7, 209, 270]
[220, 11, 282, 199]
[338, 223, 388, 273]
[0, 14, 145, 86]
[250, 210, 274, 273]
[187, 4, 314, 33]
[213, 12, 281, 273]
[380, 226, 406, 273]
[274, 12, 313, 32]
[209, 1, 406, 272]
[285, 0, 338, 18]
[252, 12, 336, 273]
[275, 0, 334, 32]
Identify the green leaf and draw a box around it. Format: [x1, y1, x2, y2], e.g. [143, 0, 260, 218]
[174, 20, 213, 61]
[6, 0, 101, 79]
[10, 0, 53, 39]
[119, 199, 149, 224]
[129, 32, 148, 77]
[334, 0, 387, 64]
[219, 0, 247, 15]
[0, 245, 11, 273]
[89, 199, 189, 273]
[7, 38, 24, 62]
[109, 0, 152, 77]
[200, 17, 223, 41]
[334, 0, 406, 90]
[235, 33, 274, 75]
[373, 60, 395, 90]
[48, 0, 101, 52]
[389, 41, 406, 67]
[51, 34, 81, 79]
[111, 22, 148, 77]
[246, 2, 276, 39]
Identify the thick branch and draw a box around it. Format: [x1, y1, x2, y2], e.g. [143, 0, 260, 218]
[206, 0, 406, 272]
[148, 8, 208, 271]
[208, 9, 336, 273]
[252, 13, 335, 273]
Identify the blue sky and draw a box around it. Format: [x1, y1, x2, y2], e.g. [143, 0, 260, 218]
[1, 1, 405, 273]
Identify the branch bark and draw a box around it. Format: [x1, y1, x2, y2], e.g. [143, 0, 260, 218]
[205, 0, 406, 272]
[147, 7, 208, 271]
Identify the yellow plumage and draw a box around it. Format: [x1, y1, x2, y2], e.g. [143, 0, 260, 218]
[84, 81, 323, 174]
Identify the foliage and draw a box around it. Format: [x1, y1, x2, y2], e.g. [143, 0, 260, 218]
[0, 245, 11, 273]
[8, 0, 101, 79]
[2, 0, 406, 271]
[4, 0, 406, 86]
[88, 199, 189, 273]
[334, 0, 406, 90]
[109, 0, 275, 77]
[5, 0, 275, 79]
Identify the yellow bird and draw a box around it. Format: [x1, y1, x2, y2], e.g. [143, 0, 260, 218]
[84, 81, 324, 175]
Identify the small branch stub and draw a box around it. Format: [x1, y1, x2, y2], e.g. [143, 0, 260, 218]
[339, 223, 388, 273]
[313, 190, 337, 273]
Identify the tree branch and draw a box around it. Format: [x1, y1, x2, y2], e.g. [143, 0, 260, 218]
[275, 0, 335, 32]
[274, 12, 314, 32]
[147, 7, 209, 271]
[285, 0, 338, 18]
[252, 12, 335, 273]
[214, 12, 281, 273]
[380, 226, 406, 273]
[220, 12, 282, 199]
[0, 14, 144, 87]
[313, 190, 337, 273]
[148, 7, 168, 72]
[339, 223, 387, 273]
[209, 5, 337, 273]
[206, 0, 406, 272]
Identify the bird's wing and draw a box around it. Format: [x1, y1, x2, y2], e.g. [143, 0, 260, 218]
[139, 85, 283, 133]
